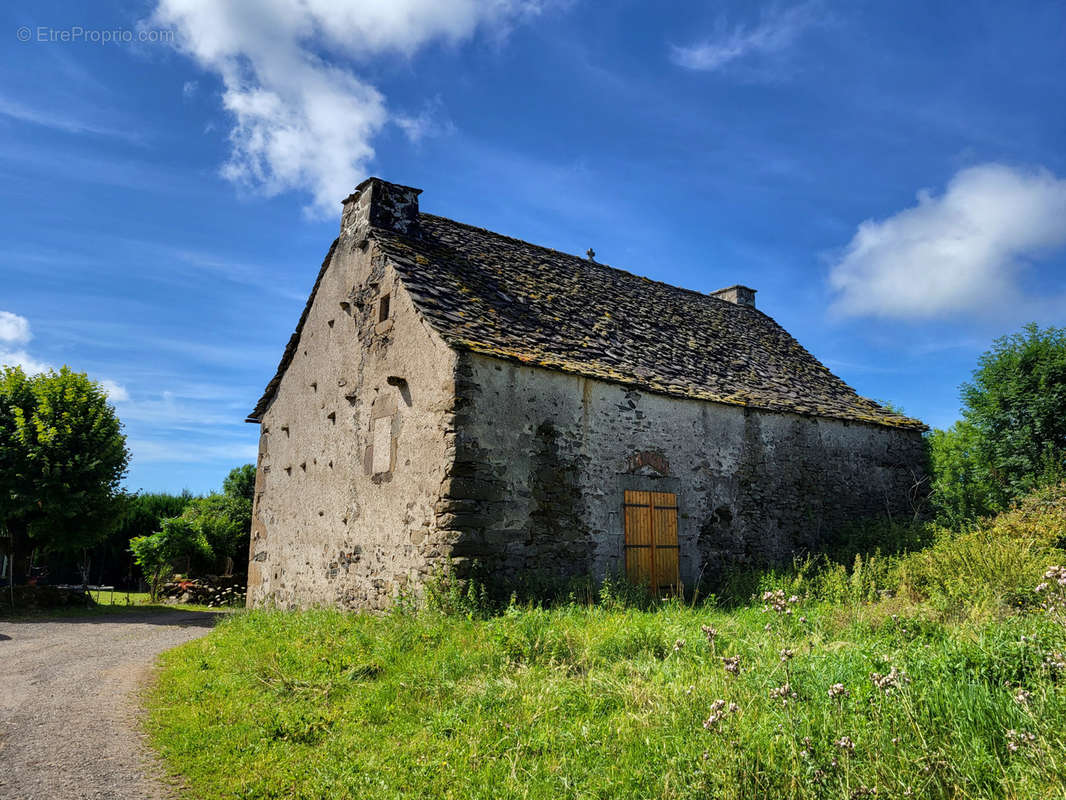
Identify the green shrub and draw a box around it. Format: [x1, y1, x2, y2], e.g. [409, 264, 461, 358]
[130, 517, 213, 601]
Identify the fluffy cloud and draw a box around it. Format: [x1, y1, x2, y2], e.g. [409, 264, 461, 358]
[671, 3, 818, 72]
[0, 310, 129, 401]
[828, 164, 1066, 319]
[152, 0, 547, 215]
[0, 311, 49, 373]
[99, 379, 131, 403]
[0, 310, 31, 345]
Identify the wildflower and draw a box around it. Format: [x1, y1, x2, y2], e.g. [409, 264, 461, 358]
[685, 685, 694, 695]
[799, 616, 808, 624]
[760, 589, 800, 614]
[891, 737, 900, 745]
[827, 683, 849, 699]
[721, 655, 741, 675]
[1005, 729, 1037, 753]
[764, 623, 773, 632]
[1043, 651, 1066, 672]
[769, 683, 797, 705]
[1014, 688, 1031, 705]
[673, 638, 685, 653]
[702, 698, 739, 730]
[870, 666, 909, 695]
[779, 648, 794, 662]
[834, 735, 856, 751]
[700, 624, 718, 644]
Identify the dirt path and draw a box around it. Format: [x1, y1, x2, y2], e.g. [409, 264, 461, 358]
[0, 610, 219, 800]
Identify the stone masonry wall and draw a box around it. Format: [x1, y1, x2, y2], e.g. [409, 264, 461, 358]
[247, 237, 459, 610]
[447, 351, 928, 593]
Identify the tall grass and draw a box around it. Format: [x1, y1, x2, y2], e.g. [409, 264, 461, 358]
[146, 489, 1066, 799]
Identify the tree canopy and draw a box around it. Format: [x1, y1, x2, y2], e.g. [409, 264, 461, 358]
[0, 366, 129, 563]
[931, 324, 1066, 523]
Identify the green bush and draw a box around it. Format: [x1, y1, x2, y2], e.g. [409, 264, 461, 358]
[130, 517, 213, 601]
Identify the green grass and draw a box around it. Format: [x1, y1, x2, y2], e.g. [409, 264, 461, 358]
[146, 492, 1066, 799]
[147, 598, 1066, 799]
[0, 588, 227, 620]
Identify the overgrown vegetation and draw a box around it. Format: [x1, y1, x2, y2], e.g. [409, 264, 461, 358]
[148, 484, 1066, 799]
[930, 324, 1066, 525]
[130, 464, 254, 600]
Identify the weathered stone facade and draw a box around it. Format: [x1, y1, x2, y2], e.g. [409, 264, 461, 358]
[247, 200, 461, 609]
[247, 178, 928, 609]
[446, 353, 926, 591]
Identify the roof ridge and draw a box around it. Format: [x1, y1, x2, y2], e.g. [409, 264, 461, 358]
[416, 212, 745, 311]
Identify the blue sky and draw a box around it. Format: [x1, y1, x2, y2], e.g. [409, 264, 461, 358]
[2, 0, 1065, 494]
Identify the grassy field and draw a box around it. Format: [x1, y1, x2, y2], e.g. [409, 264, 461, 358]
[148, 590, 1066, 797]
[145, 489, 1066, 798]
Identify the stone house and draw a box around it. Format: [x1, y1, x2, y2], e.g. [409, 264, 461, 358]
[245, 178, 927, 610]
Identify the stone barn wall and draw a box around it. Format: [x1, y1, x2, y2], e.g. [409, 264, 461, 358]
[443, 351, 927, 592]
[247, 237, 460, 610]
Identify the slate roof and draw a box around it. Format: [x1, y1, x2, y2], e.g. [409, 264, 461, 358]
[250, 213, 925, 431]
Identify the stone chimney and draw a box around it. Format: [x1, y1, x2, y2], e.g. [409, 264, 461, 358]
[340, 177, 422, 244]
[710, 285, 756, 308]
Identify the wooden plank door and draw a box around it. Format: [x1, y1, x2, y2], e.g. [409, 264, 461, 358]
[623, 490, 680, 595]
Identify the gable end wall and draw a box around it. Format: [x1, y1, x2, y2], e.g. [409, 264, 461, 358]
[247, 241, 460, 609]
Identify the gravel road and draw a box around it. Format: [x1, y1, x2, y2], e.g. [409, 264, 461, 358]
[0, 610, 219, 800]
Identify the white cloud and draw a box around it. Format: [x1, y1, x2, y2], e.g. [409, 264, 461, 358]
[0, 311, 50, 373]
[828, 163, 1066, 319]
[0, 349, 53, 375]
[151, 0, 547, 215]
[0, 311, 31, 345]
[394, 96, 455, 144]
[182, 80, 199, 99]
[0, 311, 129, 400]
[99, 379, 131, 403]
[670, 4, 818, 72]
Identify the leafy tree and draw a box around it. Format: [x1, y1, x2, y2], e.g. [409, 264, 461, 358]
[182, 493, 248, 573]
[115, 491, 195, 544]
[130, 517, 213, 601]
[961, 324, 1066, 510]
[928, 421, 992, 525]
[223, 464, 256, 505]
[0, 366, 129, 579]
[140, 466, 256, 583]
[89, 491, 195, 586]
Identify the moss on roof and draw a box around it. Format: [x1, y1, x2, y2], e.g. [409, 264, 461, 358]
[249, 213, 925, 431]
[372, 214, 926, 431]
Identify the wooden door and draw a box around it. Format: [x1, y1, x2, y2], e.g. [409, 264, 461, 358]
[623, 490, 680, 595]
